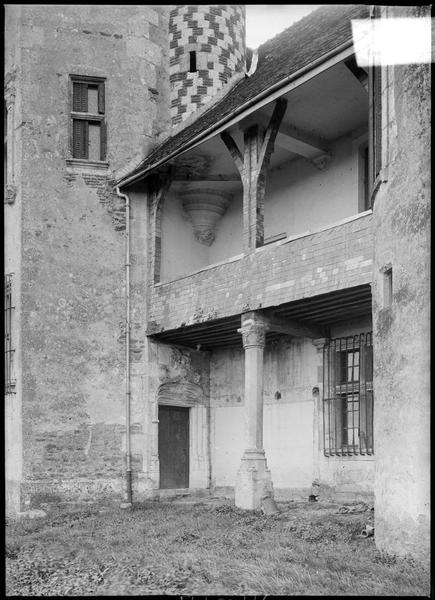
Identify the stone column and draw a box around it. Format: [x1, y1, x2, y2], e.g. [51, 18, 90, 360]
[235, 311, 273, 509]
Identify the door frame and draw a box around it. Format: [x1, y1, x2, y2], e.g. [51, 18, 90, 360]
[158, 404, 190, 490]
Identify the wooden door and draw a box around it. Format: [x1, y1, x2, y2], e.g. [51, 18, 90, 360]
[158, 405, 189, 489]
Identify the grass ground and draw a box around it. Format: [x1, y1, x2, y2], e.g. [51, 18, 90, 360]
[6, 498, 430, 596]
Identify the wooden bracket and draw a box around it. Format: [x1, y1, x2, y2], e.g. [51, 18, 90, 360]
[257, 97, 288, 176]
[150, 166, 173, 212]
[266, 314, 322, 339]
[220, 131, 244, 176]
[220, 98, 288, 252]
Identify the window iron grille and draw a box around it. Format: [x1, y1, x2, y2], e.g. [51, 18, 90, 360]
[4, 273, 16, 394]
[323, 332, 373, 456]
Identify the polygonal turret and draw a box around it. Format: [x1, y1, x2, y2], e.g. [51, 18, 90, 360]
[169, 5, 246, 127]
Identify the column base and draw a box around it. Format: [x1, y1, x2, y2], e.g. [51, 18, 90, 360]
[235, 449, 274, 510]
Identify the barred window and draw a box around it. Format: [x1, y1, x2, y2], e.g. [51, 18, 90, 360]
[4, 273, 16, 394]
[70, 75, 106, 161]
[323, 332, 373, 456]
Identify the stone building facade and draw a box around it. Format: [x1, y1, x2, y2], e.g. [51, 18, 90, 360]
[4, 5, 430, 563]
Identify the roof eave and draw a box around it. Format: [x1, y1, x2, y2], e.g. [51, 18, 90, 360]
[116, 37, 354, 190]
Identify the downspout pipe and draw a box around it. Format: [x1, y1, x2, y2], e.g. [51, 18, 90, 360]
[116, 186, 132, 506]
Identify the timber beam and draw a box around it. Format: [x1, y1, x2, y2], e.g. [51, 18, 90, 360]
[238, 110, 331, 168]
[220, 98, 288, 252]
[265, 314, 322, 339]
[241, 310, 322, 339]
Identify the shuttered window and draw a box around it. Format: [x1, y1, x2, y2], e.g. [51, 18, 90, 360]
[70, 76, 106, 161]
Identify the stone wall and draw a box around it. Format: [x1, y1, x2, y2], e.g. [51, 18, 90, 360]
[372, 6, 431, 562]
[265, 132, 365, 239]
[4, 5, 170, 509]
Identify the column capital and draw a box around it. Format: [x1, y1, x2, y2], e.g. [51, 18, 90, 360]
[238, 312, 269, 348]
[312, 337, 328, 352]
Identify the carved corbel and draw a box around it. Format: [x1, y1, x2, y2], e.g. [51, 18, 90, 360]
[312, 337, 328, 352]
[312, 154, 331, 170]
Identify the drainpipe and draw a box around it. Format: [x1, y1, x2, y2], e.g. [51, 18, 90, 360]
[116, 186, 132, 506]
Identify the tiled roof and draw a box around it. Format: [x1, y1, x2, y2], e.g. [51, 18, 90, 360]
[118, 4, 369, 186]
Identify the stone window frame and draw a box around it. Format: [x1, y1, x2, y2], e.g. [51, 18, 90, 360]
[67, 74, 108, 168]
[4, 83, 17, 204]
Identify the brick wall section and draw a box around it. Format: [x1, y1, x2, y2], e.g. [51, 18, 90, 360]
[149, 213, 373, 331]
[169, 5, 245, 126]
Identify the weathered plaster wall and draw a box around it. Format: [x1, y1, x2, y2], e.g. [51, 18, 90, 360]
[160, 189, 211, 281]
[210, 325, 373, 499]
[265, 132, 365, 239]
[372, 6, 430, 562]
[5, 5, 170, 507]
[208, 189, 243, 265]
[160, 187, 243, 282]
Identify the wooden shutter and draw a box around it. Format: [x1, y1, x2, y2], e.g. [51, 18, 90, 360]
[98, 82, 105, 114]
[72, 119, 88, 159]
[73, 82, 88, 112]
[100, 120, 107, 160]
